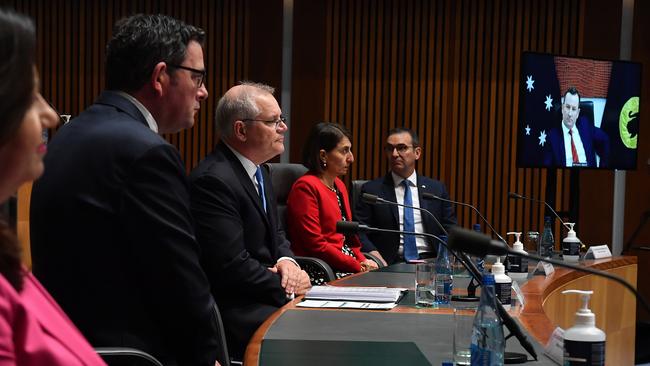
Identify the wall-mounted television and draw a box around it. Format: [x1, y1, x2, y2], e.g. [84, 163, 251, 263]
[516, 52, 642, 170]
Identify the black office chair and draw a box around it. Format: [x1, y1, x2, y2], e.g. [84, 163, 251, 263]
[265, 163, 336, 285]
[349, 179, 385, 268]
[95, 302, 233, 366]
[95, 348, 163, 366]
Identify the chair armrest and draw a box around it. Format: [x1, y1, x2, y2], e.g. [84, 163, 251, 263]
[94, 347, 163, 366]
[295, 256, 336, 285]
[362, 252, 386, 268]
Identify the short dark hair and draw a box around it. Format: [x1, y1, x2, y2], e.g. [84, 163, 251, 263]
[302, 122, 351, 173]
[0, 8, 36, 148]
[105, 14, 205, 92]
[564, 86, 581, 104]
[387, 127, 420, 147]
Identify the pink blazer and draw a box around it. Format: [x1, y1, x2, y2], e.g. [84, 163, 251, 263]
[0, 271, 106, 366]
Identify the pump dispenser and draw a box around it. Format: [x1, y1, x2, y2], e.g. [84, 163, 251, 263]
[562, 290, 606, 365]
[562, 223, 581, 262]
[490, 256, 512, 310]
[506, 231, 529, 279]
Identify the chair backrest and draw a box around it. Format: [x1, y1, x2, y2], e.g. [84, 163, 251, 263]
[350, 179, 368, 219]
[579, 100, 595, 126]
[265, 163, 308, 231]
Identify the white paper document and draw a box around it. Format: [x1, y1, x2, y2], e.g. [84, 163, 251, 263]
[304, 286, 407, 303]
[297, 299, 398, 310]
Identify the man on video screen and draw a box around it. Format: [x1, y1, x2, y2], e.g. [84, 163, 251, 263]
[544, 87, 610, 167]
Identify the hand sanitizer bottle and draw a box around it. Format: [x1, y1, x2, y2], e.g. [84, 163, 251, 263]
[506, 231, 528, 279]
[562, 290, 606, 366]
[562, 223, 581, 262]
[490, 256, 512, 310]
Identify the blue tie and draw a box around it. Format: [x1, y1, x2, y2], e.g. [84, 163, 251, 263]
[255, 166, 267, 212]
[401, 180, 417, 261]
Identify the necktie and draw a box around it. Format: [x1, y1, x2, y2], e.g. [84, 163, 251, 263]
[401, 180, 417, 261]
[569, 129, 579, 164]
[254, 166, 267, 212]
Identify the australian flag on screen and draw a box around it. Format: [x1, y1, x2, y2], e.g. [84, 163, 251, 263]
[600, 62, 642, 170]
[516, 53, 561, 168]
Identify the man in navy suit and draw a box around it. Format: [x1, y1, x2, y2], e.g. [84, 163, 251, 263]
[189, 82, 311, 359]
[356, 127, 457, 265]
[544, 87, 610, 167]
[30, 15, 221, 366]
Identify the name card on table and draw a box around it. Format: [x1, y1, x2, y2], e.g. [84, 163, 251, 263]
[533, 260, 555, 276]
[584, 245, 612, 259]
[544, 327, 565, 365]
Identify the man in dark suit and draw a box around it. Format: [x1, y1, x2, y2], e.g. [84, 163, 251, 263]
[544, 87, 610, 167]
[29, 15, 221, 366]
[189, 82, 311, 359]
[356, 127, 457, 265]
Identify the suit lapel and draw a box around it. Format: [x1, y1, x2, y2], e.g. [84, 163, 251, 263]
[416, 175, 435, 235]
[218, 143, 272, 229]
[381, 173, 399, 223]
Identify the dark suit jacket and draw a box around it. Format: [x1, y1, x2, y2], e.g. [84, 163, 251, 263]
[30, 91, 220, 366]
[544, 117, 610, 167]
[355, 173, 457, 265]
[188, 142, 293, 358]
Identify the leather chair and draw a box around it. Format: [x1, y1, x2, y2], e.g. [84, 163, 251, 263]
[264, 163, 336, 285]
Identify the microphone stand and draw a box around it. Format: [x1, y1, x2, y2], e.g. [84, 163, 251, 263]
[361, 193, 479, 300]
[339, 220, 539, 361]
[508, 192, 571, 231]
[447, 227, 650, 314]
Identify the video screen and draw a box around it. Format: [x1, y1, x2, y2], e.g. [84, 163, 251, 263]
[516, 52, 642, 170]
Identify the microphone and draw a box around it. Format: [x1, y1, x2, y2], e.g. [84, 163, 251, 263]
[448, 226, 650, 314]
[337, 221, 539, 361]
[423, 192, 507, 245]
[508, 192, 570, 230]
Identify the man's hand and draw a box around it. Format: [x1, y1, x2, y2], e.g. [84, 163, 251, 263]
[360, 259, 378, 272]
[269, 260, 310, 295]
[367, 250, 387, 266]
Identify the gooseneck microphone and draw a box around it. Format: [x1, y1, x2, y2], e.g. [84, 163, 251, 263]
[508, 192, 570, 230]
[423, 192, 508, 245]
[447, 227, 650, 314]
[337, 220, 539, 361]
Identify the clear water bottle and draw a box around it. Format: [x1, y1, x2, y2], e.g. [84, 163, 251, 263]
[473, 224, 485, 273]
[470, 273, 505, 365]
[539, 216, 555, 258]
[434, 240, 453, 305]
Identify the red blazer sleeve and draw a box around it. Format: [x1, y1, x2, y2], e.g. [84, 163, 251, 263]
[334, 179, 367, 262]
[287, 175, 362, 272]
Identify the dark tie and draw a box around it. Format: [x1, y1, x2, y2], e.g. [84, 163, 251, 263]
[254, 166, 267, 212]
[401, 180, 417, 261]
[569, 129, 579, 164]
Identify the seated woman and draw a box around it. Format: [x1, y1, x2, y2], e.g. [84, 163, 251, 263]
[0, 9, 106, 365]
[287, 122, 378, 280]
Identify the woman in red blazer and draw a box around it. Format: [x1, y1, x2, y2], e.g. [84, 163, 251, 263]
[287, 122, 378, 278]
[0, 9, 107, 366]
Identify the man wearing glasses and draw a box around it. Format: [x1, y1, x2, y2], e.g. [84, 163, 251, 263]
[189, 82, 311, 359]
[30, 15, 221, 366]
[355, 127, 457, 265]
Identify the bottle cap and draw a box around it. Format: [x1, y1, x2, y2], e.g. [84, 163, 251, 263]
[565, 223, 578, 240]
[492, 258, 505, 275]
[562, 289, 595, 326]
[473, 223, 481, 232]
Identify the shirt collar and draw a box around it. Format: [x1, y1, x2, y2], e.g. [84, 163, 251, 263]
[223, 141, 258, 180]
[115, 91, 159, 133]
[561, 122, 575, 135]
[391, 170, 417, 188]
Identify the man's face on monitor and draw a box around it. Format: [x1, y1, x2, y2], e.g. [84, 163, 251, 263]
[562, 92, 580, 130]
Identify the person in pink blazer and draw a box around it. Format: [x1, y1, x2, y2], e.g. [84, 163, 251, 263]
[287, 122, 378, 279]
[0, 9, 106, 366]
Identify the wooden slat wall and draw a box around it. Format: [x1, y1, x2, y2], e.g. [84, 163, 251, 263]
[3, 0, 282, 173]
[303, 0, 585, 238]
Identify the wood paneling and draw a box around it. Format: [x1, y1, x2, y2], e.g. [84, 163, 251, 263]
[292, 0, 584, 240]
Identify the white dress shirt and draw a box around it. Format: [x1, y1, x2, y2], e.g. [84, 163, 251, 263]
[562, 123, 587, 166]
[391, 171, 432, 256]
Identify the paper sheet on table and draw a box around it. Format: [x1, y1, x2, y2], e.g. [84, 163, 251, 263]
[297, 299, 398, 310]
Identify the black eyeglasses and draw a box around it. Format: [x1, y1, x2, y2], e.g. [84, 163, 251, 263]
[168, 64, 206, 88]
[242, 116, 287, 129]
[383, 144, 414, 153]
